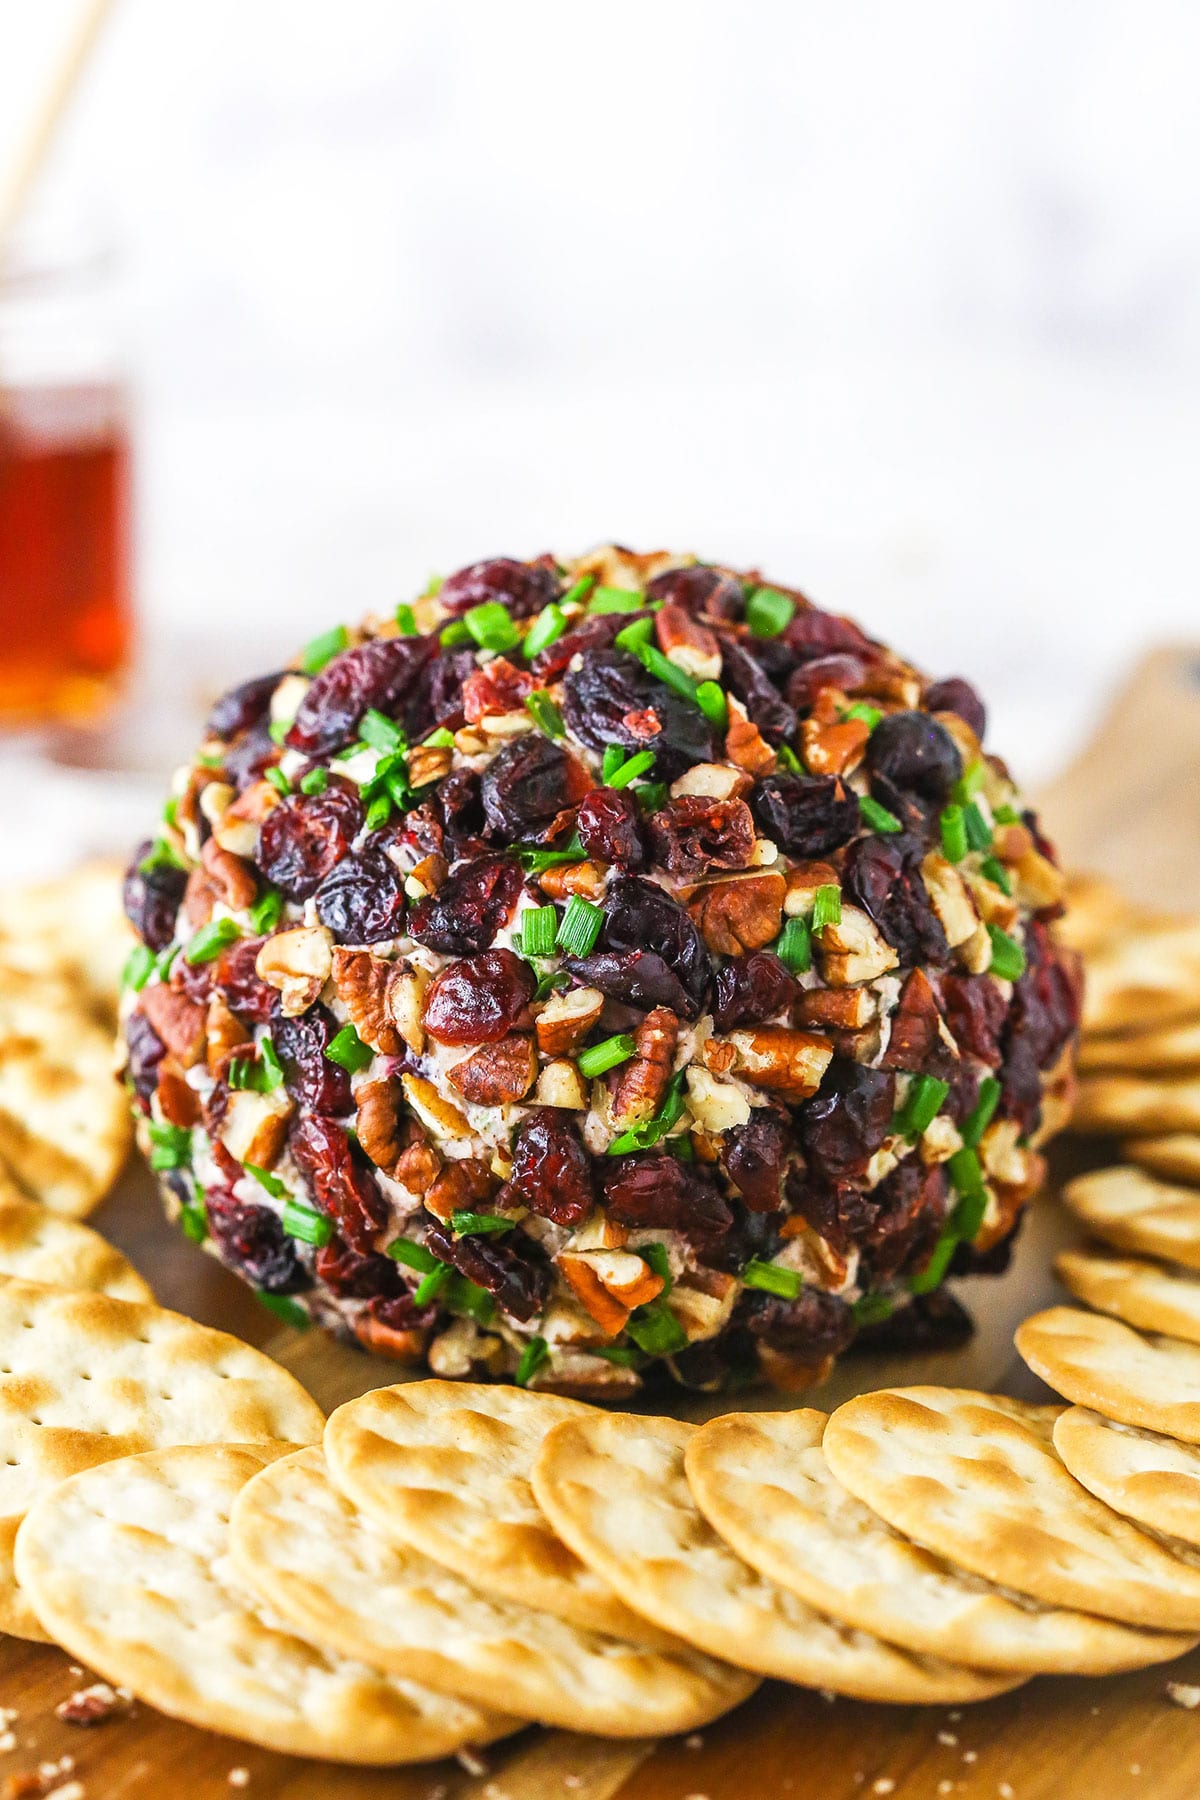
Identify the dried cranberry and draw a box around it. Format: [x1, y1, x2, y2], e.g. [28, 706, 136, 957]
[481, 735, 591, 838]
[510, 1110, 594, 1226]
[125, 1010, 166, 1111]
[257, 783, 364, 900]
[924, 676, 986, 743]
[843, 835, 950, 966]
[1007, 920, 1081, 1071]
[438, 556, 560, 620]
[422, 949, 536, 1045]
[408, 647, 478, 738]
[272, 1003, 353, 1114]
[314, 1237, 404, 1299]
[462, 657, 533, 725]
[435, 768, 487, 849]
[852, 1287, 972, 1354]
[287, 636, 435, 757]
[568, 875, 709, 1019]
[941, 972, 1007, 1066]
[408, 855, 523, 955]
[214, 936, 275, 1025]
[997, 1038, 1043, 1137]
[648, 796, 755, 875]
[646, 565, 746, 620]
[712, 953, 796, 1032]
[786, 653, 871, 711]
[315, 847, 407, 944]
[207, 670, 285, 739]
[718, 639, 796, 743]
[857, 1157, 950, 1283]
[603, 1153, 732, 1246]
[799, 1059, 896, 1180]
[424, 1217, 550, 1322]
[562, 650, 716, 780]
[867, 711, 962, 811]
[749, 773, 860, 858]
[223, 720, 276, 791]
[721, 1113, 792, 1211]
[783, 606, 875, 660]
[290, 1115, 389, 1255]
[575, 788, 648, 868]
[204, 1186, 307, 1293]
[370, 1291, 439, 1331]
[745, 1287, 857, 1358]
[530, 612, 632, 683]
[785, 1167, 876, 1257]
[123, 842, 186, 952]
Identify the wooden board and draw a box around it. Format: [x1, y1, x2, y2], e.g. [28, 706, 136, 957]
[2, 647, 1198, 1800]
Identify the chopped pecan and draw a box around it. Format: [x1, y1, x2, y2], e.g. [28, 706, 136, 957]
[139, 984, 206, 1066]
[537, 861, 607, 901]
[685, 1065, 751, 1133]
[256, 925, 334, 1017]
[447, 1035, 539, 1106]
[352, 1315, 430, 1361]
[406, 854, 449, 897]
[816, 905, 899, 986]
[558, 1248, 665, 1337]
[424, 1156, 495, 1222]
[878, 968, 943, 1069]
[533, 1059, 589, 1109]
[801, 696, 870, 776]
[201, 836, 257, 911]
[796, 986, 878, 1031]
[213, 776, 280, 857]
[921, 853, 980, 951]
[332, 947, 402, 1055]
[721, 1026, 833, 1097]
[406, 744, 454, 788]
[1014, 845, 1065, 911]
[393, 1119, 441, 1196]
[756, 1344, 837, 1393]
[400, 1072, 473, 1142]
[688, 869, 786, 955]
[356, 1077, 405, 1176]
[183, 863, 215, 930]
[56, 1680, 133, 1725]
[198, 779, 236, 833]
[220, 1086, 293, 1167]
[154, 1060, 201, 1128]
[205, 994, 249, 1074]
[724, 696, 776, 776]
[611, 1007, 679, 1125]
[535, 985, 605, 1055]
[385, 959, 427, 1054]
[670, 762, 752, 802]
[654, 602, 721, 682]
[783, 861, 841, 917]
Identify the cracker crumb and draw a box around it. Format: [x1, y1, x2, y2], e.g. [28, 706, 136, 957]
[46, 1787, 83, 1800]
[55, 1683, 132, 1727]
[872, 1782, 896, 1796]
[563, 1779, 584, 1793]
[0, 1736, 13, 1755]
[999, 1785, 1015, 1798]
[1167, 1682, 1200, 1710]
[456, 1747, 490, 1778]
[938, 1731, 958, 1746]
[685, 1734, 705, 1750]
[937, 1784, 954, 1796]
[963, 1751, 978, 1764]
[227, 1773, 250, 1790]
[1130, 1766, 1141, 1776]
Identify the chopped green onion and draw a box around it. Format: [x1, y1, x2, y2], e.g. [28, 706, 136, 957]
[940, 804, 967, 863]
[122, 944, 156, 992]
[695, 681, 728, 732]
[423, 573, 443, 597]
[637, 642, 700, 705]
[774, 916, 812, 975]
[522, 604, 568, 660]
[525, 691, 565, 738]
[518, 905, 558, 956]
[325, 1025, 374, 1074]
[299, 766, 328, 796]
[947, 1146, 988, 1217]
[451, 1210, 515, 1237]
[386, 1237, 439, 1273]
[155, 943, 180, 981]
[300, 624, 348, 675]
[139, 836, 187, 876]
[147, 1120, 191, 1172]
[184, 917, 241, 965]
[365, 793, 393, 832]
[556, 895, 604, 958]
[259, 1035, 285, 1091]
[601, 743, 625, 782]
[226, 1057, 254, 1091]
[607, 1071, 688, 1154]
[637, 781, 668, 814]
[963, 800, 993, 852]
[195, 750, 225, 770]
[249, 885, 284, 934]
[517, 834, 584, 872]
[268, 719, 290, 747]
[282, 1198, 334, 1246]
[625, 1301, 687, 1357]
[533, 969, 570, 1001]
[394, 603, 418, 636]
[637, 1242, 673, 1293]
[745, 585, 796, 638]
[359, 709, 406, 752]
[613, 616, 655, 655]
[589, 585, 644, 614]
[257, 1292, 310, 1330]
[842, 702, 882, 729]
[961, 1075, 1002, 1149]
[908, 1230, 958, 1295]
[162, 796, 179, 828]
[413, 1263, 450, 1307]
[514, 1335, 550, 1387]
[853, 1292, 895, 1326]
[607, 749, 656, 790]
[465, 601, 520, 653]
[952, 1186, 989, 1243]
[439, 619, 474, 647]
[742, 1260, 804, 1300]
[987, 925, 1026, 983]
[179, 1201, 208, 1244]
[776, 743, 804, 775]
[424, 727, 456, 748]
[265, 765, 290, 796]
[993, 803, 1021, 825]
[588, 1344, 644, 1368]
[893, 1074, 951, 1139]
[981, 855, 1013, 895]
[446, 1274, 496, 1326]
[811, 883, 842, 933]
[953, 760, 986, 803]
[560, 575, 596, 609]
[577, 1034, 636, 1080]
[859, 795, 903, 834]
[245, 1162, 287, 1199]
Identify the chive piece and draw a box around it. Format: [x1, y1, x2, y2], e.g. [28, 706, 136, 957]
[439, 619, 474, 647]
[588, 1344, 645, 1368]
[525, 690, 565, 738]
[811, 883, 842, 933]
[256, 1292, 310, 1330]
[953, 760, 986, 804]
[742, 1259, 804, 1300]
[424, 727, 456, 748]
[774, 916, 812, 974]
[265, 765, 290, 796]
[394, 603, 418, 636]
[589, 585, 644, 614]
[948, 1145, 987, 1206]
[155, 944, 180, 982]
[122, 944, 156, 992]
[776, 743, 804, 775]
[517, 834, 584, 873]
[601, 743, 625, 782]
[625, 1301, 687, 1357]
[179, 1200, 207, 1244]
[695, 681, 728, 732]
[745, 585, 796, 637]
[842, 701, 882, 729]
[637, 780, 668, 814]
[523, 604, 568, 660]
[852, 1292, 895, 1326]
[519, 905, 558, 957]
[560, 575, 595, 609]
[300, 624, 348, 675]
[894, 1073, 951, 1139]
[184, 917, 241, 966]
[268, 719, 290, 747]
[556, 895, 604, 958]
[258, 1035, 285, 1091]
[297, 765, 328, 799]
[638, 642, 700, 705]
[993, 803, 1021, 825]
[360, 709, 406, 752]
[534, 969, 570, 1001]
[446, 1274, 496, 1326]
[451, 1210, 515, 1237]
[963, 799, 993, 852]
[423, 573, 443, 597]
[325, 1025, 374, 1074]
[607, 749, 656, 790]
[249, 885, 284, 934]
[961, 1075, 1002, 1149]
[514, 1335, 550, 1387]
[413, 1263, 450, 1307]
[577, 1034, 637, 1080]
[981, 855, 1013, 895]
[908, 1230, 958, 1295]
[940, 804, 967, 863]
[637, 1241, 673, 1294]
[613, 616, 655, 655]
[139, 836, 187, 876]
[386, 1237, 439, 1273]
[281, 1198, 334, 1247]
[465, 601, 520, 653]
[195, 750, 225, 770]
[245, 1162, 287, 1199]
[147, 1120, 191, 1172]
[162, 796, 179, 828]
[987, 925, 1026, 982]
[365, 793, 393, 832]
[226, 1057, 253, 1091]
[859, 795, 903, 834]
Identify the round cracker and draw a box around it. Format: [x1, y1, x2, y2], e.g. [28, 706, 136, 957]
[1126, 1135, 1200, 1187]
[1017, 1304, 1200, 1444]
[1057, 1247, 1200, 1344]
[683, 1409, 1193, 1675]
[1054, 1407, 1200, 1549]
[0, 966, 130, 1216]
[1081, 1023, 1200, 1075]
[530, 1410, 1025, 1703]
[1071, 1073, 1200, 1137]
[0, 860, 132, 1021]
[231, 1445, 756, 1737]
[0, 1196, 152, 1303]
[0, 1278, 325, 1641]
[1062, 1166, 1200, 1271]
[14, 1444, 514, 1762]
[1082, 922, 1200, 1036]
[323, 1381, 674, 1647]
[822, 1386, 1200, 1630]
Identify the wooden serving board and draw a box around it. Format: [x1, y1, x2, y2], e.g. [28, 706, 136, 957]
[3, 648, 1199, 1800]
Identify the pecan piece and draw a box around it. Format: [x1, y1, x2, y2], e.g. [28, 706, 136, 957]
[256, 925, 334, 1017]
[611, 1007, 678, 1125]
[220, 1086, 293, 1167]
[670, 761, 752, 802]
[558, 1248, 666, 1338]
[393, 1118, 441, 1197]
[352, 1315, 430, 1361]
[816, 904, 899, 986]
[725, 696, 776, 776]
[721, 1026, 833, 1097]
[406, 743, 454, 788]
[205, 994, 249, 1074]
[201, 835, 257, 910]
[801, 707, 870, 776]
[534, 985, 605, 1055]
[537, 860, 608, 901]
[214, 777, 280, 857]
[654, 602, 721, 682]
[795, 986, 878, 1031]
[385, 959, 428, 1054]
[688, 870, 785, 956]
[356, 1077, 405, 1176]
[332, 947, 402, 1055]
[448, 1035, 539, 1106]
[400, 1072, 473, 1142]
[154, 1060, 201, 1128]
[139, 984, 206, 1066]
[424, 1156, 496, 1222]
[533, 1059, 589, 1109]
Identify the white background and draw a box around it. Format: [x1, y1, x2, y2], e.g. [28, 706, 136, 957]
[2, 0, 1199, 870]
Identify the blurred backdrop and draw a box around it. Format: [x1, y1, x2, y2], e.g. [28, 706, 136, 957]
[1, 0, 1198, 874]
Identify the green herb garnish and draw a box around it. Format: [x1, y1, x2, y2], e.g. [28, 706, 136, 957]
[811, 883, 842, 933]
[742, 1260, 804, 1299]
[325, 1025, 374, 1074]
[987, 925, 1026, 982]
[184, 917, 241, 965]
[300, 624, 348, 675]
[556, 895, 604, 958]
[577, 1034, 637, 1080]
[774, 916, 812, 974]
[859, 795, 903, 834]
[745, 585, 796, 637]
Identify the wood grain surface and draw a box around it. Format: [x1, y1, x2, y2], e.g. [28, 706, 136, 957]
[1, 647, 1197, 1800]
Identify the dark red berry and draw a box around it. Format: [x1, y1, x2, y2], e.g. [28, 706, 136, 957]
[214, 936, 275, 1025]
[408, 855, 523, 956]
[562, 650, 716, 781]
[745, 1286, 856, 1358]
[289, 1115, 389, 1255]
[510, 1110, 594, 1226]
[480, 735, 591, 839]
[603, 1153, 732, 1247]
[424, 1217, 550, 1321]
[720, 1112, 792, 1211]
[204, 1186, 308, 1293]
[286, 636, 435, 757]
[645, 565, 745, 619]
[123, 841, 186, 951]
[125, 1010, 166, 1111]
[867, 711, 962, 809]
[272, 1003, 354, 1114]
[207, 670, 285, 740]
[712, 953, 797, 1033]
[566, 875, 709, 1019]
[648, 796, 756, 876]
[438, 556, 560, 620]
[799, 1059, 896, 1180]
[313, 1237, 404, 1300]
[575, 788, 648, 868]
[924, 676, 986, 742]
[843, 835, 950, 967]
[314, 847, 407, 944]
[422, 950, 536, 1045]
[749, 774, 860, 858]
[718, 639, 795, 743]
[257, 783, 364, 901]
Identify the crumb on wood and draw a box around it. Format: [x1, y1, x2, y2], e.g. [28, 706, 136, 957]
[938, 1731, 958, 1746]
[872, 1783, 896, 1796]
[55, 1684, 133, 1728]
[455, 1745, 490, 1778]
[227, 1773, 250, 1790]
[1167, 1681, 1200, 1710]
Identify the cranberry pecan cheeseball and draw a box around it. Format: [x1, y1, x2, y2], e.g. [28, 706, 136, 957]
[118, 546, 1081, 1397]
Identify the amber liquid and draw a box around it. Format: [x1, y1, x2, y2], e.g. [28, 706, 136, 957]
[0, 382, 132, 725]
